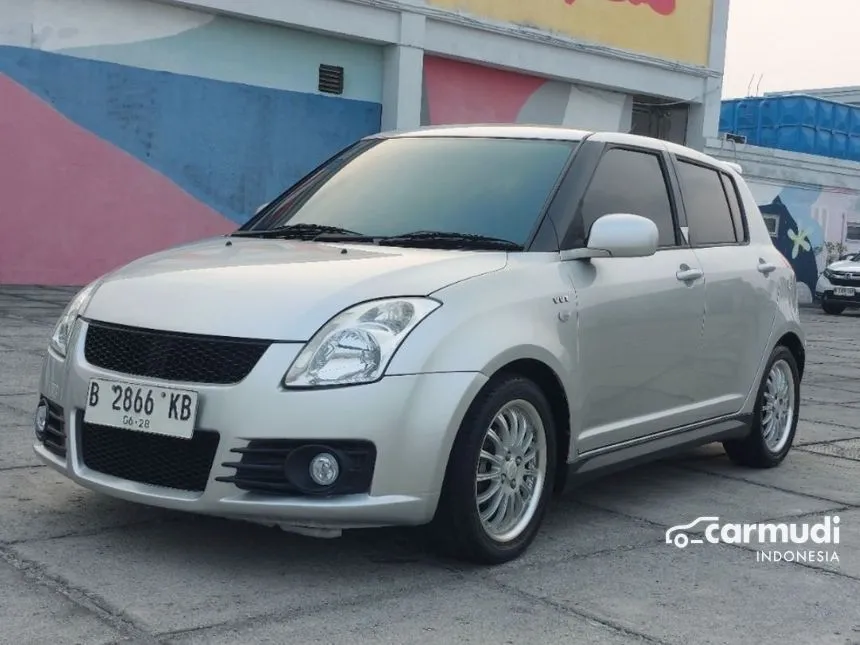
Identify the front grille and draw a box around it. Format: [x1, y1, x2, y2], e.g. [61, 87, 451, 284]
[40, 400, 66, 458]
[216, 439, 376, 496]
[827, 272, 860, 286]
[83, 320, 271, 384]
[80, 421, 220, 492]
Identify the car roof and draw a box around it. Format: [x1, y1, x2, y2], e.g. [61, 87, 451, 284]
[380, 124, 591, 142]
[372, 124, 740, 175]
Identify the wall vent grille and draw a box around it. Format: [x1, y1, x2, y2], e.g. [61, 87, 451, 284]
[318, 64, 344, 95]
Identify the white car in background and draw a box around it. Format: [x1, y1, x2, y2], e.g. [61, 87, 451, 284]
[816, 252, 860, 315]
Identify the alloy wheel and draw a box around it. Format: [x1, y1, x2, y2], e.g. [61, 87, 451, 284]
[474, 399, 547, 543]
[760, 358, 795, 454]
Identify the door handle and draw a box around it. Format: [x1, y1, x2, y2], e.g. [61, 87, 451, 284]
[676, 265, 703, 282]
[757, 259, 777, 275]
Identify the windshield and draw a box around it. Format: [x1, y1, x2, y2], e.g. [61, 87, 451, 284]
[240, 136, 578, 247]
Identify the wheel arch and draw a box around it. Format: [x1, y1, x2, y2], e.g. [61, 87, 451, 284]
[776, 331, 805, 381]
[485, 357, 572, 494]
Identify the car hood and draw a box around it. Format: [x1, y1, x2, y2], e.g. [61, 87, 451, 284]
[827, 259, 860, 273]
[82, 236, 507, 340]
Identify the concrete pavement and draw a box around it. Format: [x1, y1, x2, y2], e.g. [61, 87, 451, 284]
[1, 285, 859, 645]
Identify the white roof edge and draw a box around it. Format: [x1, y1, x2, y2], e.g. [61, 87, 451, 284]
[369, 126, 739, 171]
[375, 124, 593, 141]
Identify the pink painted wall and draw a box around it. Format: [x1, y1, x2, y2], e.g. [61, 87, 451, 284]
[0, 4, 383, 286]
[420, 55, 631, 130]
[421, 56, 547, 125]
[0, 74, 235, 286]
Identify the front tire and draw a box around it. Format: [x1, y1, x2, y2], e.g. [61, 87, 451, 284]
[822, 301, 845, 315]
[430, 374, 557, 564]
[723, 345, 799, 468]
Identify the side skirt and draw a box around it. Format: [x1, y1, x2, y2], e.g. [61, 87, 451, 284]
[558, 414, 752, 491]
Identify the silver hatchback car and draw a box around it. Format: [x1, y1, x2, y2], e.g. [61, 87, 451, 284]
[34, 126, 805, 564]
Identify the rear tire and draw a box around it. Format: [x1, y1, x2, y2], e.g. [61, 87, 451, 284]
[723, 345, 799, 468]
[430, 374, 557, 565]
[822, 301, 845, 315]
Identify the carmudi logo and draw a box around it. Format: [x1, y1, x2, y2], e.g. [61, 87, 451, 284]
[665, 516, 841, 564]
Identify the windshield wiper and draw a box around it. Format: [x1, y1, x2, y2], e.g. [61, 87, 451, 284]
[377, 230, 523, 251]
[231, 225, 523, 250]
[230, 223, 370, 241]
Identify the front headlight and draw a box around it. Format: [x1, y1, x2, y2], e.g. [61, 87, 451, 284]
[49, 281, 100, 358]
[283, 297, 441, 388]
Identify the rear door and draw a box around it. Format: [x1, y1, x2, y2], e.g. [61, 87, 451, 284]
[672, 156, 779, 418]
[560, 144, 708, 452]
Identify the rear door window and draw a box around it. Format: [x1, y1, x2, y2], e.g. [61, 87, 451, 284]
[720, 173, 748, 242]
[676, 159, 740, 246]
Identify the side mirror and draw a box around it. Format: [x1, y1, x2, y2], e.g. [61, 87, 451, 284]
[560, 213, 659, 261]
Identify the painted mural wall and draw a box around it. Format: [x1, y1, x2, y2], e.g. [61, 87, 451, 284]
[0, 0, 383, 285]
[420, 55, 632, 131]
[424, 0, 714, 65]
[747, 181, 860, 302]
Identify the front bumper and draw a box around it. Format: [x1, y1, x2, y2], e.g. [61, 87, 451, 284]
[33, 319, 487, 529]
[815, 275, 860, 307]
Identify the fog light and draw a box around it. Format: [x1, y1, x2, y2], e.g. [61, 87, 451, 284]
[34, 402, 47, 439]
[309, 452, 339, 486]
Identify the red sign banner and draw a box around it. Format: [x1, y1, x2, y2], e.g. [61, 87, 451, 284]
[564, 0, 676, 15]
[425, 0, 710, 65]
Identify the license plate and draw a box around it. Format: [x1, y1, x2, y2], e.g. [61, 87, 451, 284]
[834, 286, 856, 296]
[84, 378, 198, 439]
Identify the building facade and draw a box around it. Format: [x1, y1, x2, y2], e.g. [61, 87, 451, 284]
[715, 85, 860, 303]
[0, 0, 730, 285]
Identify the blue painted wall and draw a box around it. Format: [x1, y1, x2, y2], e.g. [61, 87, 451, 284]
[56, 15, 385, 104]
[0, 45, 382, 223]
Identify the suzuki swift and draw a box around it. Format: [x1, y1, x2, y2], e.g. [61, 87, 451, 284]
[34, 126, 805, 564]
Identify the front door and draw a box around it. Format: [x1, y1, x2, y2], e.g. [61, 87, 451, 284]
[561, 145, 707, 454]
